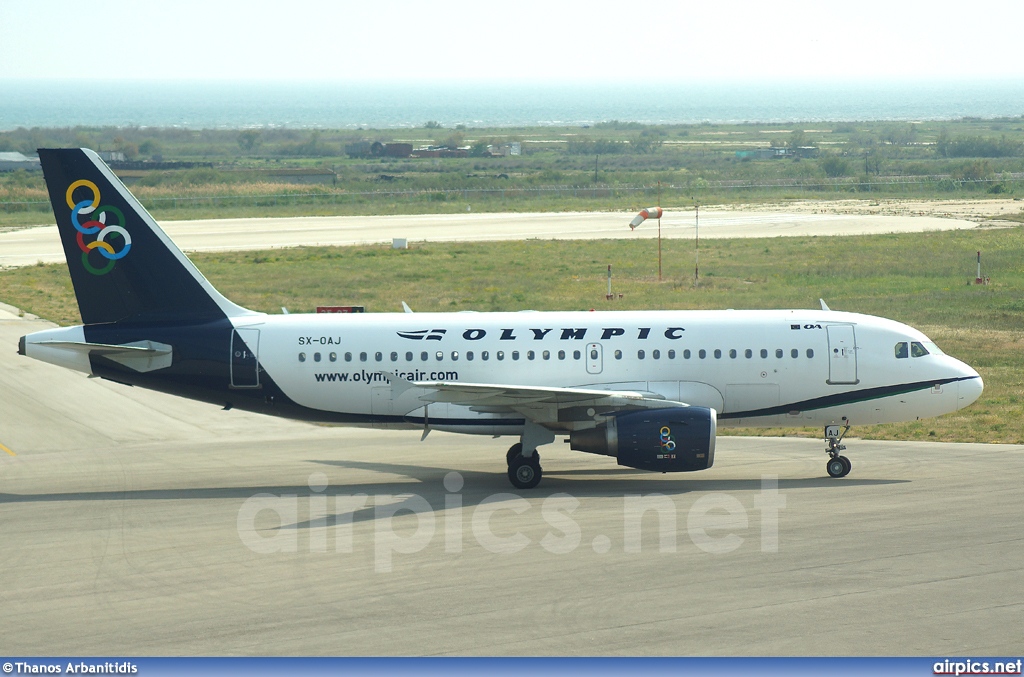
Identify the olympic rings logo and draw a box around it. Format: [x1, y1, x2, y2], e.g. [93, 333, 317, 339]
[66, 179, 132, 275]
[659, 426, 676, 452]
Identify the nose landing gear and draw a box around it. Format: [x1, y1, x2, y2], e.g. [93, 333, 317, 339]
[825, 423, 852, 478]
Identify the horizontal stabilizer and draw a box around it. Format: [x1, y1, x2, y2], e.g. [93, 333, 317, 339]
[34, 339, 172, 372]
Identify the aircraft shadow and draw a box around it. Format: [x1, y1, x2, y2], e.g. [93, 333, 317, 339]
[0, 457, 908, 532]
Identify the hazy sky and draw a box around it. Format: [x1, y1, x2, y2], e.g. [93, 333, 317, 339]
[3, 0, 1023, 83]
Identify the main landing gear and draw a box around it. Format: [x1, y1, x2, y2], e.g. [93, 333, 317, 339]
[825, 424, 852, 478]
[506, 421, 554, 490]
[507, 443, 542, 490]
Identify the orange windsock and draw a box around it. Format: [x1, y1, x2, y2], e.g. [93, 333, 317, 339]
[629, 206, 663, 229]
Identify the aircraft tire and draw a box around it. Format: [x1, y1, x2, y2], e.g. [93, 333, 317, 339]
[838, 455, 852, 477]
[826, 457, 847, 478]
[506, 443, 523, 466]
[508, 454, 542, 489]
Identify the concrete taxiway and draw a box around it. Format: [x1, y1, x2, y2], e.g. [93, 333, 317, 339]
[0, 209, 978, 268]
[1, 313, 1021, 655]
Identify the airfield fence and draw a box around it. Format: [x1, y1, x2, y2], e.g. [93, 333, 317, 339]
[4, 173, 1024, 214]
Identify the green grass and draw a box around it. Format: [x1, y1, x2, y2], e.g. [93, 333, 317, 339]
[5, 116, 1024, 227]
[2, 227, 1022, 444]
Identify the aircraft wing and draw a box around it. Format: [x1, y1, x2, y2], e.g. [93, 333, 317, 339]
[386, 373, 688, 426]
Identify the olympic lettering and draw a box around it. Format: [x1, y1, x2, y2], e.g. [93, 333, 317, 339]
[65, 179, 132, 275]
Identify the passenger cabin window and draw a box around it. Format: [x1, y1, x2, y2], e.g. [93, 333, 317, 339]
[911, 341, 929, 358]
[614, 350, 622, 360]
[638, 350, 646, 360]
[895, 342, 909, 359]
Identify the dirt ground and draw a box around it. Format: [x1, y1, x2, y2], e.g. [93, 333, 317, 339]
[721, 197, 1024, 222]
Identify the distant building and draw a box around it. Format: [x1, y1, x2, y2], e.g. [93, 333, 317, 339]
[0, 151, 41, 172]
[345, 141, 374, 158]
[487, 142, 521, 157]
[97, 150, 126, 163]
[345, 141, 413, 159]
[735, 149, 777, 160]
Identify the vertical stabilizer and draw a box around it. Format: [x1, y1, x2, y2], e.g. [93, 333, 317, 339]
[38, 148, 253, 325]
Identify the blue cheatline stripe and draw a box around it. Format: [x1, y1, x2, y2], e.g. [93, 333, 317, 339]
[719, 375, 978, 420]
[0, 657, 1012, 676]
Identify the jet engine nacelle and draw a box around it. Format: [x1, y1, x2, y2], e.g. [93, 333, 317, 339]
[569, 407, 717, 472]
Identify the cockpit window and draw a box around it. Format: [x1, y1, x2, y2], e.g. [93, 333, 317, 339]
[910, 341, 929, 358]
[895, 342, 909, 359]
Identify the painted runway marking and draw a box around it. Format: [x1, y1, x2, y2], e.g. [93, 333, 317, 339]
[0, 441, 16, 456]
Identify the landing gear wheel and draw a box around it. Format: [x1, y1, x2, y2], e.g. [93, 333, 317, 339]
[827, 456, 847, 478]
[506, 443, 523, 465]
[508, 454, 542, 489]
[838, 455, 852, 477]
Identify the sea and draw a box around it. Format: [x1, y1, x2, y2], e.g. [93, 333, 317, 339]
[2, 79, 1024, 130]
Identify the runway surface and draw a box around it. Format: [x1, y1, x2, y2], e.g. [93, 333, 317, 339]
[1, 313, 1021, 655]
[0, 209, 978, 268]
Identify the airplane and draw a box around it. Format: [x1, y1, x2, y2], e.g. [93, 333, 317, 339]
[19, 148, 984, 489]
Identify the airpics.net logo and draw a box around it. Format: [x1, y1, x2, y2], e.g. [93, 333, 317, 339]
[236, 472, 787, 573]
[66, 179, 132, 275]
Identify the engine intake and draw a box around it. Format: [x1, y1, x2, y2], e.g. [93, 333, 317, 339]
[569, 407, 717, 472]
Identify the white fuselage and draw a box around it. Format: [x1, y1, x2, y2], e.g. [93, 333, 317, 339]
[221, 308, 982, 434]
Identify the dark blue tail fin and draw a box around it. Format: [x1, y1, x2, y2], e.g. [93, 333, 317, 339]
[38, 148, 252, 325]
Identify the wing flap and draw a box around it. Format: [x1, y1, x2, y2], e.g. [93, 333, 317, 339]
[383, 373, 688, 427]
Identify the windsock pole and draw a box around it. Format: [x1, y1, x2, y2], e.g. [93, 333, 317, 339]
[628, 205, 664, 282]
[657, 182, 662, 282]
[694, 204, 700, 287]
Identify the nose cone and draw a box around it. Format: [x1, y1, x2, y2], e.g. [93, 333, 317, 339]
[957, 369, 984, 410]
